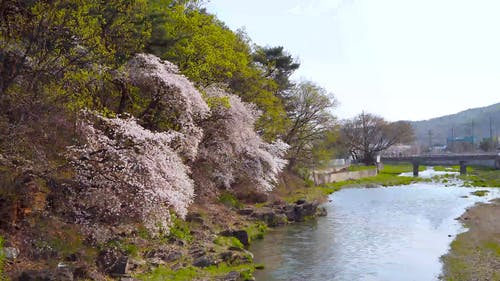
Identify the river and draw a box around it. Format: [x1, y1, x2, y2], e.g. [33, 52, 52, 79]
[251, 170, 500, 281]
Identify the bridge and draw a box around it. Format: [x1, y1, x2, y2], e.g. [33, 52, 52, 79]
[381, 153, 500, 176]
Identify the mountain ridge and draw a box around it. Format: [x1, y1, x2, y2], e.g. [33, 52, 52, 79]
[409, 102, 500, 146]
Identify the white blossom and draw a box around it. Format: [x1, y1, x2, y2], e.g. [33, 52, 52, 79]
[67, 112, 194, 233]
[126, 53, 209, 160]
[198, 86, 289, 191]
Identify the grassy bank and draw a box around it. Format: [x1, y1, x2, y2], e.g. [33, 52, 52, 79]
[441, 200, 500, 280]
[321, 164, 427, 190]
[460, 166, 500, 187]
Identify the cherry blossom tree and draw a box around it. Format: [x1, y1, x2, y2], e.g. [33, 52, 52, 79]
[125, 53, 210, 160]
[67, 112, 194, 234]
[196, 86, 288, 192]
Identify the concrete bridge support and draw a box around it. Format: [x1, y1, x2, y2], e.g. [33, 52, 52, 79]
[412, 162, 419, 177]
[459, 161, 467, 175]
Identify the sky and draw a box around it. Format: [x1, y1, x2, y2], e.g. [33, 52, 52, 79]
[205, 0, 500, 121]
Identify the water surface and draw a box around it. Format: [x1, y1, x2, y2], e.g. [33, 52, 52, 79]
[252, 179, 499, 281]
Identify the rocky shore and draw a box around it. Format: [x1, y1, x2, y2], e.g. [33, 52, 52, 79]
[0, 189, 327, 281]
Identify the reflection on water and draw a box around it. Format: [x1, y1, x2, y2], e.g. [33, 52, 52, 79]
[251, 181, 499, 281]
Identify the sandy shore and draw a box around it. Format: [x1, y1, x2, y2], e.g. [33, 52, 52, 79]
[441, 198, 500, 280]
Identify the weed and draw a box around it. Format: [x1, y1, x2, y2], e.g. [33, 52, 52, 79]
[218, 192, 243, 209]
[168, 214, 193, 243]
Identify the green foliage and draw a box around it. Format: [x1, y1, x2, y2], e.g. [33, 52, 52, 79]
[254, 264, 265, 270]
[214, 236, 244, 249]
[433, 166, 460, 172]
[137, 264, 254, 281]
[284, 81, 337, 168]
[324, 164, 425, 189]
[283, 186, 340, 204]
[470, 190, 490, 197]
[168, 214, 193, 243]
[460, 166, 500, 187]
[245, 222, 267, 242]
[138, 266, 199, 281]
[348, 165, 376, 172]
[483, 241, 500, 256]
[252, 46, 300, 92]
[218, 192, 243, 209]
[106, 240, 140, 258]
[144, 2, 289, 139]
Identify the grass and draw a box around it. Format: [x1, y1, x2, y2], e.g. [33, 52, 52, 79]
[441, 231, 500, 281]
[282, 185, 340, 203]
[214, 236, 244, 249]
[322, 164, 427, 190]
[245, 222, 267, 242]
[348, 165, 376, 171]
[168, 214, 193, 243]
[470, 190, 490, 197]
[137, 264, 255, 281]
[218, 192, 244, 209]
[460, 166, 500, 187]
[433, 165, 460, 172]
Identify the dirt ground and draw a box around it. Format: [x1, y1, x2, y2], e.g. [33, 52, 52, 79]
[441, 198, 500, 281]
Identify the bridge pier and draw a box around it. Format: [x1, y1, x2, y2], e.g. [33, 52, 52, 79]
[459, 161, 467, 175]
[412, 162, 419, 177]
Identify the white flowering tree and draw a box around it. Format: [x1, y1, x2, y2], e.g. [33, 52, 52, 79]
[125, 53, 209, 160]
[197, 87, 289, 192]
[67, 112, 194, 234]
[66, 54, 210, 235]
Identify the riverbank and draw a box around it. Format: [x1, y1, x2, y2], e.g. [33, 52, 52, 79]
[441, 199, 500, 280]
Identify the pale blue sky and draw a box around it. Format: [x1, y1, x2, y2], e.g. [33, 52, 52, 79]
[206, 0, 500, 121]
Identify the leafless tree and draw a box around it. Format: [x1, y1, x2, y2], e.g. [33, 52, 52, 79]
[341, 112, 414, 164]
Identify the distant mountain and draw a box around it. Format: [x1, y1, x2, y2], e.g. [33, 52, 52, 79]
[410, 102, 500, 146]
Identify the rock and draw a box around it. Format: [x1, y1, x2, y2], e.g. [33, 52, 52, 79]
[286, 201, 320, 222]
[251, 208, 287, 227]
[232, 230, 249, 247]
[220, 230, 249, 247]
[96, 249, 129, 276]
[188, 247, 206, 259]
[3, 247, 20, 260]
[296, 199, 306, 205]
[193, 255, 217, 268]
[73, 266, 90, 280]
[220, 271, 240, 281]
[111, 256, 130, 276]
[17, 268, 73, 281]
[146, 248, 182, 262]
[56, 267, 74, 281]
[120, 278, 140, 281]
[237, 208, 254, 216]
[316, 206, 328, 217]
[220, 249, 253, 265]
[18, 270, 55, 281]
[165, 251, 183, 262]
[186, 212, 204, 224]
[220, 251, 234, 262]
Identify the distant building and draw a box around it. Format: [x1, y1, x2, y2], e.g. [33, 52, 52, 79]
[382, 144, 419, 157]
[447, 136, 476, 152]
[447, 136, 476, 144]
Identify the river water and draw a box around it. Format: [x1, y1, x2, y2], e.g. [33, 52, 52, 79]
[251, 171, 500, 281]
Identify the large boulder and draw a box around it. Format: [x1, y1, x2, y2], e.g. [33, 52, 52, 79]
[251, 208, 287, 227]
[220, 230, 249, 247]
